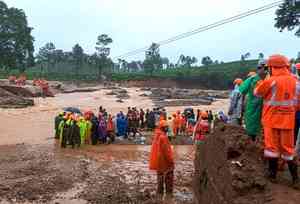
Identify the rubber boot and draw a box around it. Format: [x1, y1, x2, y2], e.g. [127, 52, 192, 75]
[287, 161, 300, 190]
[268, 158, 278, 183]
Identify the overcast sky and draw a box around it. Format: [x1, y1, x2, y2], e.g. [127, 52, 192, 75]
[4, 0, 300, 63]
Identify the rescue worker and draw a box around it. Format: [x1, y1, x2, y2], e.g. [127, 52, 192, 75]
[69, 116, 81, 148]
[228, 78, 243, 125]
[167, 116, 174, 141]
[78, 117, 88, 145]
[294, 63, 300, 145]
[54, 112, 65, 139]
[208, 110, 214, 131]
[149, 120, 174, 197]
[179, 114, 187, 135]
[239, 62, 267, 141]
[91, 115, 99, 145]
[59, 114, 72, 148]
[193, 111, 209, 145]
[107, 115, 115, 143]
[254, 54, 300, 188]
[98, 114, 107, 144]
[140, 109, 145, 128]
[172, 113, 180, 137]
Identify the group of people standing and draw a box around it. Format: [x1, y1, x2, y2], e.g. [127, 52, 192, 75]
[228, 54, 300, 189]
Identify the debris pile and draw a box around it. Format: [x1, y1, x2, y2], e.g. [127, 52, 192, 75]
[194, 123, 268, 204]
[0, 87, 34, 108]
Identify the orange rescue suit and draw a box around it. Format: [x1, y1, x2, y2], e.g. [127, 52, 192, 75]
[149, 129, 174, 173]
[254, 68, 300, 160]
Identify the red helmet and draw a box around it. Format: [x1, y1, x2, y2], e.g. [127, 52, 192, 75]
[295, 63, 300, 70]
[267, 54, 289, 69]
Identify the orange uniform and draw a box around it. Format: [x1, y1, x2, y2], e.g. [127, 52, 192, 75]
[107, 117, 115, 132]
[172, 114, 180, 136]
[254, 56, 300, 161]
[149, 126, 174, 173]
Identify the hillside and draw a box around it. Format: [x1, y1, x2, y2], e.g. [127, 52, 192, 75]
[0, 59, 258, 89]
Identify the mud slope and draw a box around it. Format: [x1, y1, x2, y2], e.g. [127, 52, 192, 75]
[194, 124, 268, 204]
[194, 123, 300, 204]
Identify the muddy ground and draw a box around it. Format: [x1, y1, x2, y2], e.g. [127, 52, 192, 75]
[0, 144, 194, 204]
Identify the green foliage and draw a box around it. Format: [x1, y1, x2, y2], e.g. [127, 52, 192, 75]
[144, 43, 162, 75]
[201, 56, 213, 66]
[95, 34, 113, 78]
[275, 1, 300, 36]
[177, 55, 198, 68]
[0, 1, 34, 72]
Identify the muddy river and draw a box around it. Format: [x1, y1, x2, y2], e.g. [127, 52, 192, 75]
[0, 87, 229, 203]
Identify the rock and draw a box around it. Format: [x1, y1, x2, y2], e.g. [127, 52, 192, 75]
[0, 88, 34, 108]
[140, 88, 151, 91]
[118, 89, 128, 94]
[117, 93, 130, 99]
[0, 85, 41, 97]
[106, 91, 118, 95]
[116, 99, 124, 103]
[139, 93, 150, 97]
[62, 87, 99, 93]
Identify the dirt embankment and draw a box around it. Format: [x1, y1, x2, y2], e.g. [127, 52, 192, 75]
[194, 123, 300, 204]
[194, 123, 268, 204]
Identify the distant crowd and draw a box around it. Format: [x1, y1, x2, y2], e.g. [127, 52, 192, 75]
[54, 106, 221, 148]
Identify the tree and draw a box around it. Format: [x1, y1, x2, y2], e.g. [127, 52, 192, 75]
[72, 44, 84, 76]
[0, 1, 34, 72]
[201, 56, 213, 66]
[143, 43, 162, 75]
[161, 57, 170, 69]
[95, 34, 113, 79]
[241, 52, 251, 61]
[275, 1, 300, 36]
[36, 42, 56, 73]
[177, 55, 197, 68]
[258, 53, 264, 60]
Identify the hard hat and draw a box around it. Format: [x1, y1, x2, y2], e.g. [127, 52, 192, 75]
[158, 120, 168, 128]
[233, 78, 243, 85]
[295, 63, 300, 70]
[200, 111, 208, 119]
[267, 54, 290, 68]
[247, 72, 256, 77]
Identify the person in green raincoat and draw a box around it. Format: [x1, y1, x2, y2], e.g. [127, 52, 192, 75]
[59, 114, 73, 148]
[239, 61, 268, 141]
[78, 117, 88, 145]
